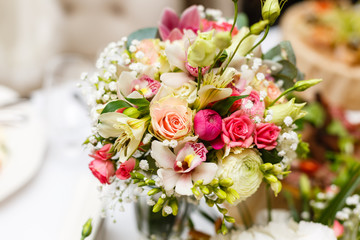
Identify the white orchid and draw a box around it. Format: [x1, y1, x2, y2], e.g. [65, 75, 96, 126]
[151, 140, 217, 195]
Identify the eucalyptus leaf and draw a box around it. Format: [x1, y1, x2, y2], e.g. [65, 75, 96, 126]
[101, 100, 132, 114]
[126, 27, 158, 49]
[272, 60, 297, 89]
[263, 41, 296, 65]
[211, 95, 248, 116]
[236, 13, 249, 29]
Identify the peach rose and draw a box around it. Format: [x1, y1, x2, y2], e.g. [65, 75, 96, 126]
[150, 97, 193, 140]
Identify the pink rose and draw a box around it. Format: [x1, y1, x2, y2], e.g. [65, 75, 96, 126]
[333, 220, 344, 237]
[89, 159, 115, 184]
[241, 90, 265, 117]
[222, 111, 255, 148]
[267, 82, 282, 101]
[254, 123, 280, 150]
[116, 157, 136, 180]
[194, 109, 222, 141]
[89, 144, 112, 161]
[229, 88, 243, 113]
[150, 97, 192, 140]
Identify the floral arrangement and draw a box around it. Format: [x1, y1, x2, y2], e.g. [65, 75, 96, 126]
[80, 0, 323, 235]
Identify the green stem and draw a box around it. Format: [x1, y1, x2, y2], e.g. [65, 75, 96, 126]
[230, 0, 239, 35]
[268, 87, 293, 107]
[208, 50, 223, 72]
[220, 32, 252, 75]
[197, 67, 202, 93]
[245, 25, 270, 56]
[266, 185, 272, 223]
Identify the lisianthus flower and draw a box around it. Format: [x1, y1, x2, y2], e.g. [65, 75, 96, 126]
[150, 96, 193, 140]
[116, 157, 136, 180]
[89, 159, 115, 184]
[159, 5, 200, 42]
[266, 98, 307, 126]
[97, 112, 150, 163]
[130, 75, 161, 99]
[151, 141, 217, 195]
[216, 149, 263, 203]
[89, 144, 112, 161]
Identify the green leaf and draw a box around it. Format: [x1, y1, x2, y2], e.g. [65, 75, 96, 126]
[259, 149, 283, 164]
[303, 102, 325, 128]
[101, 100, 132, 114]
[317, 165, 360, 225]
[125, 97, 150, 107]
[263, 41, 296, 65]
[236, 13, 249, 29]
[272, 60, 297, 89]
[283, 190, 300, 222]
[211, 95, 248, 116]
[126, 27, 158, 49]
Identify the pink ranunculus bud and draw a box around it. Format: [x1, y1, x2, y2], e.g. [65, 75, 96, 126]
[89, 144, 112, 161]
[116, 157, 136, 180]
[194, 109, 222, 141]
[254, 123, 281, 150]
[89, 159, 115, 184]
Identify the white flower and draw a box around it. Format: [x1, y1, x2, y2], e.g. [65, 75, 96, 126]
[139, 160, 149, 171]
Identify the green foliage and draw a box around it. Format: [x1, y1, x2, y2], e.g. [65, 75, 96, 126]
[126, 27, 158, 49]
[303, 103, 325, 128]
[101, 100, 132, 114]
[211, 95, 248, 116]
[259, 148, 283, 164]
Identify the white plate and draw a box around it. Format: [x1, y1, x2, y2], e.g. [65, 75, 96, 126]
[0, 101, 46, 202]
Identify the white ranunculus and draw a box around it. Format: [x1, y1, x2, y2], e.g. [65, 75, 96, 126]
[216, 149, 263, 204]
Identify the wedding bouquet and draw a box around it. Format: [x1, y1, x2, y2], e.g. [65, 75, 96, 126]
[80, 0, 321, 234]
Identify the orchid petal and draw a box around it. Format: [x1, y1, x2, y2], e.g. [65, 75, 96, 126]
[167, 28, 184, 42]
[117, 71, 136, 97]
[127, 91, 143, 99]
[179, 5, 200, 30]
[165, 42, 186, 71]
[192, 162, 218, 185]
[160, 72, 193, 89]
[175, 173, 193, 195]
[151, 141, 176, 169]
[160, 8, 179, 32]
[158, 169, 180, 191]
[159, 23, 171, 42]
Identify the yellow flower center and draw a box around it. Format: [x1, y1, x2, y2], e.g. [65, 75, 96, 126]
[184, 154, 194, 167]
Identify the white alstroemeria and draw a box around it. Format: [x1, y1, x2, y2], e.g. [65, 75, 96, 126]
[151, 141, 218, 196]
[194, 85, 232, 110]
[98, 112, 150, 163]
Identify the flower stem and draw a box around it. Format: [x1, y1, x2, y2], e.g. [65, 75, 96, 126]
[220, 31, 252, 75]
[208, 50, 223, 72]
[230, 0, 239, 35]
[266, 184, 272, 223]
[245, 25, 270, 56]
[268, 87, 293, 107]
[197, 67, 202, 94]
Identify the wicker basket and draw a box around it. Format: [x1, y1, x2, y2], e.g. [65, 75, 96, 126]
[281, 2, 360, 110]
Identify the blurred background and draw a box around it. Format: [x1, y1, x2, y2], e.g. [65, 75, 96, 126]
[0, 0, 311, 96]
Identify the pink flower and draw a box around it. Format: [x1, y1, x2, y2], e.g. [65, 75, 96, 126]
[150, 97, 192, 140]
[159, 5, 200, 42]
[89, 159, 115, 184]
[240, 90, 265, 117]
[201, 19, 238, 36]
[194, 109, 222, 141]
[333, 220, 344, 237]
[229, 88, 243, 113]
[116, 157, 136, 180]
[222, 111, 255, 148]
[131, 75, 161, 99]
[151, 141, 218, 195]
[185, 62, 210, 77]
[267, 82, 282, 101]
[136, 39, 160, 64]
[254, 123, 280, 150]
[89, 144, 112, 161]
